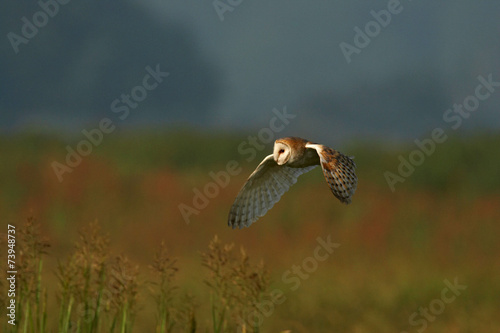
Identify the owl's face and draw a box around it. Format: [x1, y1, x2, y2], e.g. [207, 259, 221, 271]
[273, 141, 291, 165]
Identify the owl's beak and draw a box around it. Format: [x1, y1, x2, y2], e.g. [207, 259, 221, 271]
[274, 151, 284, 165]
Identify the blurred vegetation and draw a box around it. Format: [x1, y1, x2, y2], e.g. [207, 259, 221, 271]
[1, 129, 499, 191]
[1, 130, 499, 332]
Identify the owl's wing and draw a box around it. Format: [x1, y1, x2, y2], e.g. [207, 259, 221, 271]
[228, 154, 317, 229]
[305, 143, 358, 204]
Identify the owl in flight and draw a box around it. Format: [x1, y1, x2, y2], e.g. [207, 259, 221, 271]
[228, 137, 357, 229]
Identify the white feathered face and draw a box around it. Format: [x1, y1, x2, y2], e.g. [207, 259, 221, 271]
[273, 141, 291, 165]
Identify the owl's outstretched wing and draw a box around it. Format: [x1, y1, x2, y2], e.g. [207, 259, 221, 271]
[306, 143, 357, 204]
[228, 154, 317, 229]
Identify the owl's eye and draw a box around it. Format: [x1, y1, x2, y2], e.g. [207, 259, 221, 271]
[279, 149, 285, 154]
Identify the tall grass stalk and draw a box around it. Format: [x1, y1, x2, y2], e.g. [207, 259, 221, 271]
[149, 242, 179, 333]
[120, 302, 128, 333]
[56, 221, 109, 333]
[201, 235, 270, 333]
[16, 218, 49, 332]
[108, 255, 138, 333]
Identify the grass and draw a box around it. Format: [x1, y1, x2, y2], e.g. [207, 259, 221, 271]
[1, 130, 500, 332]
[1, 220, 272, 333]
[201, 235, 270, 332]
[148, 241, 179, 333]
[13, 218, 49, 333]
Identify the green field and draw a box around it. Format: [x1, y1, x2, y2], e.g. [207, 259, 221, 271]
[1, 130, 499, 332]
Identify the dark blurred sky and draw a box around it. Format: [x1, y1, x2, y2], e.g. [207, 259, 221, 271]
[1, 0, 499, 144]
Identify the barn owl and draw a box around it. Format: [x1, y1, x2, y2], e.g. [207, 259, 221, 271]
[228, 137, 357, 229]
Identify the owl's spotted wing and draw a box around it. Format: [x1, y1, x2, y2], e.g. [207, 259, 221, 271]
[306, 143, 357, 204]
[228, 154, 317, 229]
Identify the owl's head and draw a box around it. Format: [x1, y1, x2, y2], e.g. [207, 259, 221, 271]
[273, 141, 291, 165]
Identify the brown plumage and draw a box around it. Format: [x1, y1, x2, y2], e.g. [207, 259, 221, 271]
[228, 137, 358, 229]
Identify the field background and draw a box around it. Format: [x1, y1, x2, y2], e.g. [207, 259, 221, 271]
[1, 130, 500, 332]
